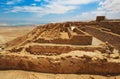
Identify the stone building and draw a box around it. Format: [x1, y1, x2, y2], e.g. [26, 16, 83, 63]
[96, 16, 105, 21]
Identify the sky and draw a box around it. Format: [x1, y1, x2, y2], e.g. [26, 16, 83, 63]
[0, 0, 120, 26]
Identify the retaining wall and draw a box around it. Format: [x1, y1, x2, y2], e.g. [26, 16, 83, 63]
[0, 54, 120, 75]
[99, 21, 120, 34]
[85, 26, 120, 50]
[26, 44, 104, 55]
[66, 27, 92, 45]
[35, 35, 92, 45]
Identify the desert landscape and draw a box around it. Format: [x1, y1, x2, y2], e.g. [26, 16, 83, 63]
[0, 16, 120, 79]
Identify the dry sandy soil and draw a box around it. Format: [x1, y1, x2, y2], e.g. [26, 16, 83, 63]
[0, 70, 120, 79]
[0, 26, 34, 44]
[0, 26, 120, 79]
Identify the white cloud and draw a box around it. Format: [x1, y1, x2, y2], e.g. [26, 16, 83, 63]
[10, 0, 98, 17]
[6, 1, 14, 5]
[11, 6, 43, 12]
[5, 0, 120, 23]
[76, 12, 95, 21]
[44, 4, 76, 14]
[76, 0, 120, 20]
[95, 0, 120, 18]
[49, 0, 98, 5]
[98, 0, 120, 11]
[6, 0, 22, 5]
[34, 0, 41, 2]
[31, 3, 37, 6]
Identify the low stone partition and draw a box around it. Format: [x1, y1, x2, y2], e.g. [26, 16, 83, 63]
[67, 27, 92, 45]
[25, 44, 104, 55]
[67, 27, 74, 38]
[0, 53, 120, 75]
[85, 26, 120, 50]
[70, 35, 92, 45]
[34, 35, 92, 45]
[74, 26, 89, 35]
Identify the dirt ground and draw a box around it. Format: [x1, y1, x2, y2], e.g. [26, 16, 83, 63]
[0, 26, 34, 44]
[0, 70, 120, 79]
[0, 26, 120, 79]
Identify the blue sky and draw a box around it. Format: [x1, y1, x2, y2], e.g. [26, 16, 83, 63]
[0, 0, 120, 26]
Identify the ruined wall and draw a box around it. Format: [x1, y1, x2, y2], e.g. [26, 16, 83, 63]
[67, 27, 73, 38]
[74, 29, 84, 34]
[52, 38, 70, 44]
[26, 45, 71, 55]
[6, 26, 47, 48]
[70, 35, 92, 45]
[67, 27, 92, 45]
[25, 44, 103, 55]
[35, 34, 92, 45]
[0, 54, 120, 75]
[74, 26, 88, 35]
[6, 35, 27, 47]
[99, 21, 120, 35]
[85, 26, 120, 50]
[96, 16, 105, 21]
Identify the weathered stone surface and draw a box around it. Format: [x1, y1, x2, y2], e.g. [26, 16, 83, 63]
[0, 20, 120, 75]
[0, 52, 120, 75]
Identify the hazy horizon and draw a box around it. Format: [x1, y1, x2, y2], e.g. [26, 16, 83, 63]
[0, 0, 120, 26]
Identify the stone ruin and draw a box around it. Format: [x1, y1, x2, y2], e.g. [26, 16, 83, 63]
[96, 16, 106, 22]
[0, 18, 120, 75]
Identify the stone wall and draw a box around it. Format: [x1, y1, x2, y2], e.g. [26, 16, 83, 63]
[0, 54, 120, 74]
[34, 26, 92, 45]
[85, 26, 120, 50]
[67, 27, 73, 38]
[25, 44, 104, 55]
[67, 27, 92, 45]
[99, 21, 120, 35]
[96, 16, 105, 21]
[74, 26, 88, 35]
[74, 28, 84, 34]
[70, 35, 92, 45]
[35, 35, 92, 45]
